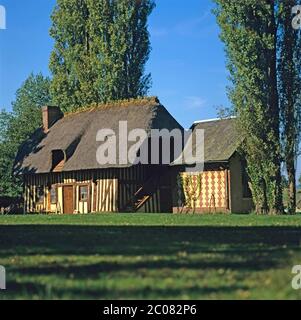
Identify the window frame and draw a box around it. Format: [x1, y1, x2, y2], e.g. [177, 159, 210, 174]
[50, 185, 57, 204]
[36, 186, 45, 204]
[79, 185, 89, 202]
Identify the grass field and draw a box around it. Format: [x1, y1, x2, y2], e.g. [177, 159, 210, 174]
[0, 213, 301, 300]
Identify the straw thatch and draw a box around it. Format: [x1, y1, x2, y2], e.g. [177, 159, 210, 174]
[14, 98, 183, 174]
[194, 118, 242, 162]
[172, 118, 242, 165]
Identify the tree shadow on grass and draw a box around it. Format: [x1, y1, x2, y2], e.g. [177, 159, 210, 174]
[0, 225, 300, 255]
[5, 279, 250, 300]
[0, 225, 301, 299]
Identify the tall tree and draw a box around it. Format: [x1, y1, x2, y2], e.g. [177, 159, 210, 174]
[110, 0, 154, 99]
[49, 0, 93, 112]
[0, 110, 15, 196]
[214, 0, 284, 214]
[278, 0, 301, 214]
[0, 73, 51, 197]
[50, 0, 155, 112]
[10, 73, 52, 146]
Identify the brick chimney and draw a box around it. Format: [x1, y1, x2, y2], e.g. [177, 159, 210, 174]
[42, 106, 63, 133]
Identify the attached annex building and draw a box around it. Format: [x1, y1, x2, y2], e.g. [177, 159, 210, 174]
[171, 118, 253, 213]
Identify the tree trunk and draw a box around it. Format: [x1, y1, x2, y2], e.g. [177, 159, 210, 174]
[255, 178, 269, 215]
[287, 163, 297, 214]
[280, 0, 298, 215]
[267, 1, 284, 215]
[262, 178, 269, 215]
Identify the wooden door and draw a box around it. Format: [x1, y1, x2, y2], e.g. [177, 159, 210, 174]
[63, 186, 74, 214]
[160, 186, 172, 213]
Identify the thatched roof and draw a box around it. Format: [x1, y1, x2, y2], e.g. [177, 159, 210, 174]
[194, 118, 241, 162]
[14, 98, 183, 174]
[173, 118, 242, 165]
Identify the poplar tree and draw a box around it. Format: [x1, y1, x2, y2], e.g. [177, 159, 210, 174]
[278, 0, 301, 214]
[214, 0, 284, 214]
[49, 0, 93, 111]
[49, 0, 155, 112]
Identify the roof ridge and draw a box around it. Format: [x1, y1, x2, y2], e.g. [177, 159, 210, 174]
[193, 116, 237, 125]
[64, 96, 161, 118]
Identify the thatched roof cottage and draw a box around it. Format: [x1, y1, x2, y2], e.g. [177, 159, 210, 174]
[14, 98, 253, 214]
[14, 98, 183, 213]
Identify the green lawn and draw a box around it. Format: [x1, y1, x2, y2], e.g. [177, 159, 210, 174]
[0, 213, 301, 300]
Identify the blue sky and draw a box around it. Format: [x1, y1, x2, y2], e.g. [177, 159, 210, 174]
[0, 0, 299, 177]
[0, 0, 228, 129]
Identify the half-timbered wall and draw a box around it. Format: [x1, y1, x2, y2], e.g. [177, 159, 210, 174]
[23, 166, 162, 214]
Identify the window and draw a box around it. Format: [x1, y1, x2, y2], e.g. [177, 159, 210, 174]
[50, 186, 57, 204]
[51, 150, 65, 172]
[79, 186, 88, 202]
[37, 186, 44, 204]
[242, 166, 252, 199]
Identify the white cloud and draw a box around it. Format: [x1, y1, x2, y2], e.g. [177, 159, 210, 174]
[150, 6, 214, 38]
[174, 9, 211, 36]
[185, 96, 207, 109]
[150, 27, 169, 37]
